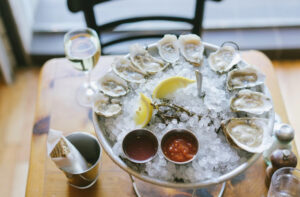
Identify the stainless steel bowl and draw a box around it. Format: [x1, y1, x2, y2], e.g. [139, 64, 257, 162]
[92, 42, 275, 189]
[122, 129, 159, 164]
[160, 129, 199, 165]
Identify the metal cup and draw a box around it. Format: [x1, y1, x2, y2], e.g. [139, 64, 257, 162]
[122, 129, 159, 164]
[161, 129, 199, 165]
[64, 132, 102, 189]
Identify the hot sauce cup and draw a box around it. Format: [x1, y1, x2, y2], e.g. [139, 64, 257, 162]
[122, 129, 159, 164]
[161, 129, 199, 165]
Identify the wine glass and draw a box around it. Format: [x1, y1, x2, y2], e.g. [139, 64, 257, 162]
[64, 27, 101, 107]
[268, 167, 300, 197]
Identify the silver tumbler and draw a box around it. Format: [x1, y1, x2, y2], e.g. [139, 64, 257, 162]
[64, 132, 102, 189]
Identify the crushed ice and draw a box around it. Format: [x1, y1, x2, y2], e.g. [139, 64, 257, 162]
[103, 54, 250, 182]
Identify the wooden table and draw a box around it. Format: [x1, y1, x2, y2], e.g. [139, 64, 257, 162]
[26, 51, 300, 197]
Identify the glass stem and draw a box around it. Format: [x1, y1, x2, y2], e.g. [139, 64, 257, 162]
[86, 70, 93, 89]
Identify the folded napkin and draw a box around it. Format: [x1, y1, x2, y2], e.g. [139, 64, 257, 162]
[47, 129, 89, 174]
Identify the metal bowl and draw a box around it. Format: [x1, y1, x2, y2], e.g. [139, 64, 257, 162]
[161, 129, 199, 165]
[122, 129, 159, 164]
[92, 42, 275, 189]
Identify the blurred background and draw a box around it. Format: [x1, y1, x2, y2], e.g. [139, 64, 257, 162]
[1, 0, 300, 75]
[0, 0, 300, 196]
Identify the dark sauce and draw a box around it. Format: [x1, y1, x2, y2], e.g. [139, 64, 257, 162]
[123, 130, 158, 161]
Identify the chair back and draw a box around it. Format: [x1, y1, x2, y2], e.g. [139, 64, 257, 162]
[67, 0, 220, 54]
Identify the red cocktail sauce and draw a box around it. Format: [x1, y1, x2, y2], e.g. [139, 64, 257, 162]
[123, 131, 158, 161]
[162, 133, 198, 162]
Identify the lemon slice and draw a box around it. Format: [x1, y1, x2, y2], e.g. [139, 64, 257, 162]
[152, 76, 195, 98]
[134, 93, 153, 127]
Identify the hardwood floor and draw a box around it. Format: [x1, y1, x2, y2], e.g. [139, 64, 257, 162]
[0, 60, 300, 197]
[0, 67, 39, 197]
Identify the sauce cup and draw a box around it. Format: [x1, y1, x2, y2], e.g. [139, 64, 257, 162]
[122, 129, 158, 164]
[161, 129, 199, 165]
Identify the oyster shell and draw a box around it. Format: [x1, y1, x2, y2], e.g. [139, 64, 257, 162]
[96, 71, 128, 97]
[227, 65, 265, 90]
[208, 45, 241, 73]
[230, 89, 272, 115]
[129, 44, 168, 74]
[222, 118, 272, 153]
[157, 34, 179, 63]
[93, 93, 122, 117]
[178, 34, 204, 65]
[112, 57, 146, 83]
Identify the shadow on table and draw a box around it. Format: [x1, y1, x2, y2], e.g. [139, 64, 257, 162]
[68, 184, 99, 197]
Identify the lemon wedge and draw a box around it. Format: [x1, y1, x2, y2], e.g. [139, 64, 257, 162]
[152, 76, 195, 99]
[134, 93, 153, 127]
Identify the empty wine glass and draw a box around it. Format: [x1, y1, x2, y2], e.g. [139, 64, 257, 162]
[64, 27, 101, 107]
[268, 167, 300, 197]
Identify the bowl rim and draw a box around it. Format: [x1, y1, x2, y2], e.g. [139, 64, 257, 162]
[92, 41, 275, 189]
[160, 128, 199, 165]
[122, 128, 159, 164]
[65, 132, 102, 175]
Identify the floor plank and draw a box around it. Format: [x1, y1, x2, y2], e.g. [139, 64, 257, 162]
[0, 67, 39, 197]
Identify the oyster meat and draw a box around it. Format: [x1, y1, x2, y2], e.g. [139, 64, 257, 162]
[230, 89, 272, 114]
[93, 93, 122, 117]
[157, 34, 179, 63]
[130, 44, 168, 74]
[222, 118, 272, 153]
[112, 57, 146, 83]
[178, 34, 204, 65]
[208, 45, 241, 73]
[96, 71, 128, 97]
[227, 65, 265, 90]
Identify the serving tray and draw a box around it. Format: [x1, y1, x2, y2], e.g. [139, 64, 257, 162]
[92, 42, 275, 189]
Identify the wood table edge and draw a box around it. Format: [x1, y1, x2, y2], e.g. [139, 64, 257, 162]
[25, 52, 300, 196]
[241, 50, 299, 165]
[26, 59, 59, 197]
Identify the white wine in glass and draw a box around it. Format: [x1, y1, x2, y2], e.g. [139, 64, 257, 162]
[64, 28, 101, 107]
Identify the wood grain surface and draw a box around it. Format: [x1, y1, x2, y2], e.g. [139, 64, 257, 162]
[273, 60, 300, 155]
[26, 52, 300, 197]
[0, 68, 39, 197]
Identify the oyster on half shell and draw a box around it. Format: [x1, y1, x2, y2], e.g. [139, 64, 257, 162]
[208, 45, 241, 73]
[227, 65, 265, 90]
[93, 93, 122, 117]
[222, 118, 272, 153]
[230, 89, 272, 115]
[96, 71, 128, 97]
[178, 34, 204, 65]
[157, 34, 179, 63]
[112, 57, 146, 83]
[130, 44, 168, 74]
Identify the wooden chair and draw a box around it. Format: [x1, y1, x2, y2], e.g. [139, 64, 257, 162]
[67, 0, 221, 54]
